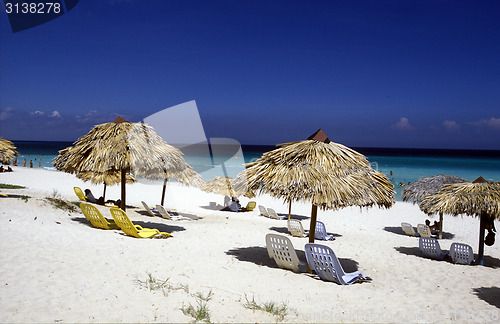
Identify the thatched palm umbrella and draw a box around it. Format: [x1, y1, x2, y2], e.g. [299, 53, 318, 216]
[420, 177, 500, 265]
[0, 138, 18, 164]
[402, 174, 468, 238]
[202, 176, 254, 203]
[237, 129, 395, 243]
[53, 116, 199, 210]
[76, 169, 136, 200]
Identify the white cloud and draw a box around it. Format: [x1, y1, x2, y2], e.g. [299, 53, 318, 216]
[31, 110, 45, 116]
[392, 117, 415, 131]
[0, 107, 15, 121]
[470, 117, 500, 130]
[443, 120, 460, 132]
[50, 111, 61, 118]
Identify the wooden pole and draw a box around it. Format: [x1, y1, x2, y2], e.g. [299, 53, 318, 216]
[307, 204, 318, 273]
[308, 204, 318, 244]
[438, 212, 443, 239]
[121, 169, 126, 211]
[161, 178, 168, 206]
[102, 183, 107, 201]
[288, 201, 292, 220]
[478, 212, 486, 265]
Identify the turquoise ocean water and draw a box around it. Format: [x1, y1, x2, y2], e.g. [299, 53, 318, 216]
[8, 141, 500, 201]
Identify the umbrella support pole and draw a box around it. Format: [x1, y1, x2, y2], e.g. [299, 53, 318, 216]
[103, 183, 107, 201]
[288, 201, 292, 220]
[161, 178, 168, 206]
[307, 204, 318, 273]
[121, 169, 126, 211]
[438, 212, 443, 239]
[308, 204, 318, 243]
[478, 212, 486, 266]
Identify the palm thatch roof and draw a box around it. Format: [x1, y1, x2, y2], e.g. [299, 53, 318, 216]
[0, 138, 19, 164]
[238, 131, 394, 210]
[53, 117, 201, 209]
[76, 170, 137, 186]
[202, 176, 255, 198]
[419, 180, 500, 219]
[402, 174, 468, 239]
[236, 129, 395, 245]
[54, 119, 185, 177]
[419, 177, 500, 265]
[402, 174, 468, 204]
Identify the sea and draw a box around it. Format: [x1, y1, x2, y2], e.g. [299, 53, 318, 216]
[9, 141, 500, 201]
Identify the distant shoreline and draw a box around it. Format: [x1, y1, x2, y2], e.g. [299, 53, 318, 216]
[11, 140, 500, 159]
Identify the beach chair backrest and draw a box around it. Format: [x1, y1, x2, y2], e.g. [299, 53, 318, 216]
[287, 219, 305, 237]
[267, 208, 279, 219]
[141, 201, 156, 217]
[80, 203, 114, 230]
[315, 221, 328, 240]
[156, 204, 172, 220]
[450, 243, 474, 265]
[265, 233, 302, 272]
[401, 222, 416, 236]
[74, 187, 87, 202]
[245, 201, 256, 211]
[417, 224, 432, 238]
[419, 237, 445, 260]
[109, 207, 140, 237]
[259, 205, 269, 217]
[304, 243, 346, 284]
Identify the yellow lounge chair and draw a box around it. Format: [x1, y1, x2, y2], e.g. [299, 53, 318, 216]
[79, 203, 120, 230]
[74, 187, 87, 202]
[109, 207, 173, 238]
[242, 201, 256, 211]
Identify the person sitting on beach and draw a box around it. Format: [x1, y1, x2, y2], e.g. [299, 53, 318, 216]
[425, 219, 440, 234]
[228, 198, 241, 212]
[221, 197, 241, 212]
[0, 166, 5, 173]
[7, 166, 12, 172]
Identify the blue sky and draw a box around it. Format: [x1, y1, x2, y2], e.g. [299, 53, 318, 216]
[1, 0, 499, 149]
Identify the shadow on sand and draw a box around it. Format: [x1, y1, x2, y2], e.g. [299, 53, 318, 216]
[286, 213, 310, 221]
[225, 246, 359, 273]
[71, 217, 186, 234]
[394, 246, 500, 269]
[269, 226, 290, 235]
[384, 226, 455, 239]
[268, 226, 343, 239]
[472, 286, 500, 309]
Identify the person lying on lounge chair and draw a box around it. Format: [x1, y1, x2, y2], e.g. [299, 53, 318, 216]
[84, 189, 120, 206]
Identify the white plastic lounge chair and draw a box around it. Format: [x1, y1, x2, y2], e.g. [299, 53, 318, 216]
[267, 208, 286, 220]
[259, 205, 271, 218]
[265, 233, 307, 273]
[304, 243, 371, 285]
[287, 219, 307, 237]
[401, 222, 418, 236]
[419, 237, 447, 260]
[417, 224, 432, 238]
[449, 242, 474, 265]
[156, 204, 191, 221]
[141, 201, 158, 217]
[315, 221, 335, 241]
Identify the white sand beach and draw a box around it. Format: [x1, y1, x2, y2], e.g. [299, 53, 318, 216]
[1, 167, 499, 323]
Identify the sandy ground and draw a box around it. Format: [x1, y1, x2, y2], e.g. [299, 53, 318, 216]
[0, 167, 499, 323]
